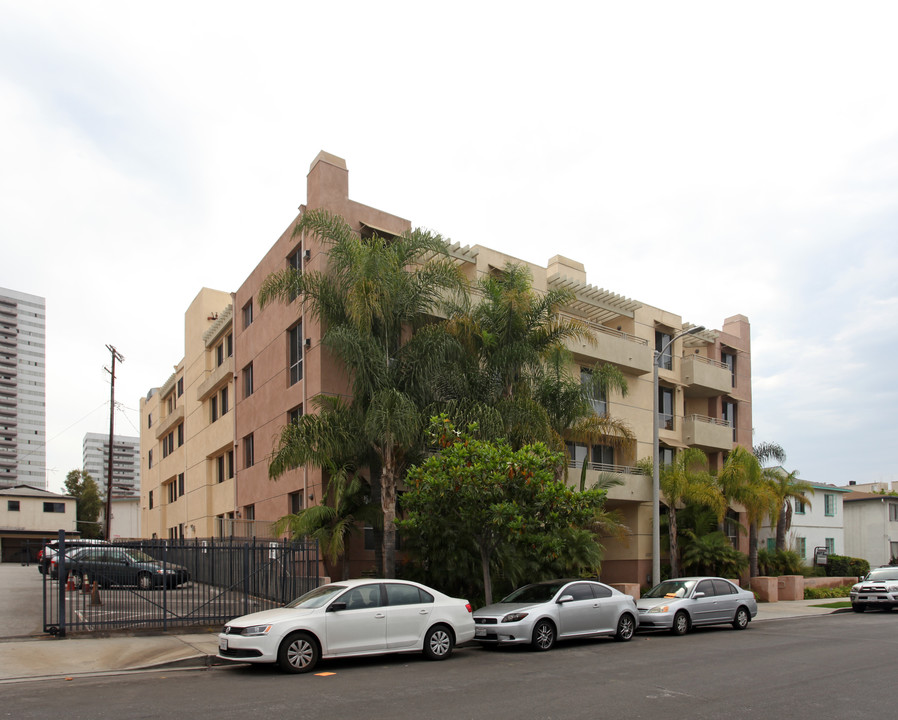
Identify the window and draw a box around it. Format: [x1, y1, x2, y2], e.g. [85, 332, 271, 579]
[226, 333, 233, 358]
[227, 450, 234, 479]
[244, 504, 255, 521]
[149, 490, 154, 510]
[386, 583, 430, 606]
[289, 323, 303, 385]
[216, 342, 224, 367]
[244, 362, 254, 398]
[794, 497, 806, 514]
[824, 493, 836, 517]
[580, 368, 607, 416]
[890, 503, 898, 522]
[167, 480, 177, 504]
[795, 537, 807, 558]
[177, 423, 184, 447]
[178, 473, 185, 497]
[216, 452, 234, 483]
[655, 330, 673, 370]
[721, 351, 736, 387]
[658, 386, 674, 430]
[766, 538, 776, 552]
[566, 583, 595, 601]
[148, 413, 152, 428]
[825, 537, 835, 554]
[244, 433, 255, 468]
[592, 444, 614, 467]
[243, 300, 253, 329]
[43, 502, 65, 513]
[220, 387, 228, 416]
[163, 431, 174, 458]
[167, 394, 174, 414]
[148, 449, 153, 469]
[289, 491, 302, 515]
[659, 446, 675, 466]
[210, 395, 219, 423]
[695, 579, 716, 597]
[177, 377, 184, 397]
[288, 246, 303, 301]
[364, 524, 376, 551]
[7, 500, 19, 511]
[288, 405, 303, 424]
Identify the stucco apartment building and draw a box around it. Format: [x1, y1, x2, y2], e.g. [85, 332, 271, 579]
[140, 290, 236, 539]
[140, 151, 753, 585]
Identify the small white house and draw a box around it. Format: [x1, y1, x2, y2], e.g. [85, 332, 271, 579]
[0, 484, 77, 563]
[758, 478, 850, 563]
[843, 491, 898, 567]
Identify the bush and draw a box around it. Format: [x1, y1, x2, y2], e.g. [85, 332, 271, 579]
[804, 585, 852, 599]
[825, 554, 869, 578]
[758, 548, 805, 576]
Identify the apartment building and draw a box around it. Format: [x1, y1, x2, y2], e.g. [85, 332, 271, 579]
[0, 287, 46, 490]
[844, 491, 898, 567]
[139, 152, 753, 584]
[82, 433, 141, 498]
[140, 289, 236, 539]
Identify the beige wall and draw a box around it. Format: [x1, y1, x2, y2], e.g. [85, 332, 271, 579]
[0, 491, 76, 533]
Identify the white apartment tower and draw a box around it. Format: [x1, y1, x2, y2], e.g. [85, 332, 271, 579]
[0, 288, 46, 490]
[82, 432, 141, 497]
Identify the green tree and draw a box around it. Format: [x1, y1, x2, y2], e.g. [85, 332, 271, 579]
[768, 467, 813, 552]
[260, 209, 465, 578]
[64, 469, 103, 539]
[399, 418, 613, 605]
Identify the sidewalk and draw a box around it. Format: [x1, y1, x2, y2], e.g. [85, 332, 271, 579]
[0, 599, 846, 683]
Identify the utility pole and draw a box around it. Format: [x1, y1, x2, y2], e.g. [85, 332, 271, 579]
[104, 345, 124, 541]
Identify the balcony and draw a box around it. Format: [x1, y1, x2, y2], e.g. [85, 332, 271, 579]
[562, 318, 653, 375]
[683, 414, 733, 452]
[565, 461, 650, 501]
[682, 355, 732, 397]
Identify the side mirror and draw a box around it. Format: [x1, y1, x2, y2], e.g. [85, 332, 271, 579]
[556, 594, 574, 604]
[327, 601, 348, 613]
[693, 591, 705, 599]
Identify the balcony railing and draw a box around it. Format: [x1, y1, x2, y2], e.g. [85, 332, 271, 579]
[691, 355, 729, 371]
[687, 414, 730, 427]
[567, 460, 645, 476]
[559, 314, 648, 346]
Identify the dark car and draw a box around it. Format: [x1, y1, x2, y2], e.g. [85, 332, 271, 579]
[67, 547, 190, 590]
[39, 538, 110, 577]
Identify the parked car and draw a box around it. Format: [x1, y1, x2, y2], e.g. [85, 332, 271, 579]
[849, 566, 898, 612]
[39, 538, 110, 577]
[635, 576, 757, 635]
[472, 579, 639, 651]
[218, 579, 475, 673]
[66, 546, 190, 590]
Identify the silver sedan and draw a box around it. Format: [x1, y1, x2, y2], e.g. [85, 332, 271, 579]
[473, 579, 639, 651]
[636, 576, 757, 635]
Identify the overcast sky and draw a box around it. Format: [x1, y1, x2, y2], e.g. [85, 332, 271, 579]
[2, 2, 896, 494]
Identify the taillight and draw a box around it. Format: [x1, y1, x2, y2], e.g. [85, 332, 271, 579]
[38, 550, 43, 561]
[465, 603, 472, 613]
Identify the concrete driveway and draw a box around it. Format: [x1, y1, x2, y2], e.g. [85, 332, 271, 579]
[0, 563, 47, 638]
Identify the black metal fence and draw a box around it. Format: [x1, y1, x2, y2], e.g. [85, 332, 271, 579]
[43, 536, 321, 637]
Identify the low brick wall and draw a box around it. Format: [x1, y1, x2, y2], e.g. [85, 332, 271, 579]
[751, 576, 778, 602]
[804, 576, 859, 589]
[609, 582, 641, 599]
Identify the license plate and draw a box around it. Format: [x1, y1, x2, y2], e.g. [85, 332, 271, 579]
[475, 627, 486, 637]
[219, 638, 228, 651]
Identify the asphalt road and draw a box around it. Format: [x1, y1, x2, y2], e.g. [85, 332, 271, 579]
[1, 612, 894, 720]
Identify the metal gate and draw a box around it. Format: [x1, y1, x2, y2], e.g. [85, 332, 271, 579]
[43, 534, 321, 637]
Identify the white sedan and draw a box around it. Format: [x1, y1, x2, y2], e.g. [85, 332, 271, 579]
[218, 578, 475, 673]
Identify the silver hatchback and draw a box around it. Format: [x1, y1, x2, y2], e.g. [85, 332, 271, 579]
[473, 579, 639, 651]
[636, 576, 757, 635]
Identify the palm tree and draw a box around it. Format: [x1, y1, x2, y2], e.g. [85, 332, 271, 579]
[768, 467, 813, 552]
[260, 209, 465, 577]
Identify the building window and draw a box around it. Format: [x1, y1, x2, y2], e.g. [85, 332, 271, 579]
[243, 300, 253, 329]
[216, 452, 234, 483]
[796, 537, 807, 558]
[220, 387, 229, 416]
[226, 332, 233, 358]
[227, 450, 234, 479]
[244, 434, 255, 468]
[7, 500, 19, 511]
[721, 351, 736, 387]
[149, 490, 153, 510]
[177, 423, 184, 447]
[655, 330, 673, 371]
[244, 363, 254, 398]
[43, 502, 65, 513]
[766, 538, 775, 552]
[891, 542, 898, 561]
[289, 491, 302, 515]
[580, 368, 607, 416]
[167, 394, 174, 414]
[178, 472, 185, 497]
[244, 504, 255, 521]
[148, 449, 153, 469]
[592, 444, 614, 467]
[824, 493, 836, 517]
[658, 386, 674, 430]
[794, 498, 806, 514]
[825, 537, 835, 554]
[289, 323, 303, 385]
[288, 405, 303, 425]
[889, 503, 898, 522]
[148, 413, 152, 428]
[177, 377, 184, 397]
[210, 395, 219, 423]
[364, 524, 375, 551]
[167, 480, 177, 504]
[722, 401, 737, 440]
[216, 342, 224, 367]
[659, 446, 675, 466]
[288, 246, 303, 301]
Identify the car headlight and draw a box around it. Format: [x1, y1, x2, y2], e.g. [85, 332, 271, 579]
[241, 624, 272, 636]
[887, 585, 898, 593]
[502, 612, 529, 623]
[850, 585, 860, 592]
[648, 605, 670, 614]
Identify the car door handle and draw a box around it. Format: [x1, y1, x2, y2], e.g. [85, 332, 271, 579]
[375, 613, 386, 619]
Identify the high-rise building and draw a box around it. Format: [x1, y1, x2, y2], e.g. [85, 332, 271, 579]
[0, 287, 46, 490]
[82, 432, 141, 498]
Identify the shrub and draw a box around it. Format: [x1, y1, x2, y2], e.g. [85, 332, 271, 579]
[758, 548, 805, 576]
[804, 585, 852, 599]
[825, 554, 870, 578]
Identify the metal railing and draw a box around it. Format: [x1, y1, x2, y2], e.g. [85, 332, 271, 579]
[567, 460, 645, 475]
[558, 313, 649, 346]
[690, 355, 729, 371]
[43, 536, 321, 637]
[686, 414, 731, 427]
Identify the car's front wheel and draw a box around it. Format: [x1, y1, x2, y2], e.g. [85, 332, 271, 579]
[732, 606, 750, 630]
[423, 624, 454, 660]
[137, 572, 154, 591]
[614, 613, 635, 642]
[531, 620, 556, 651]
[278, 632, 319, 673]
[671, 611, 690, 636]
[852, 603, 866, 613]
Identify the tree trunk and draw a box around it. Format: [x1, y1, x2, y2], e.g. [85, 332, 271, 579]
[481, 544, 493, 606]
[668, 504, 679, 579]
[775, 505, 787, 552]
[380, 461, 397, 579]
[749, 522, 759, 577]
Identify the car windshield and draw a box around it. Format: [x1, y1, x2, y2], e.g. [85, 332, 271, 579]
[865, 568, 898, 582]
[643, 580, 697, 599]
[122, 549, 157, 563]
[500, 582, 568, 604]
[285, 584, 347, 609]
